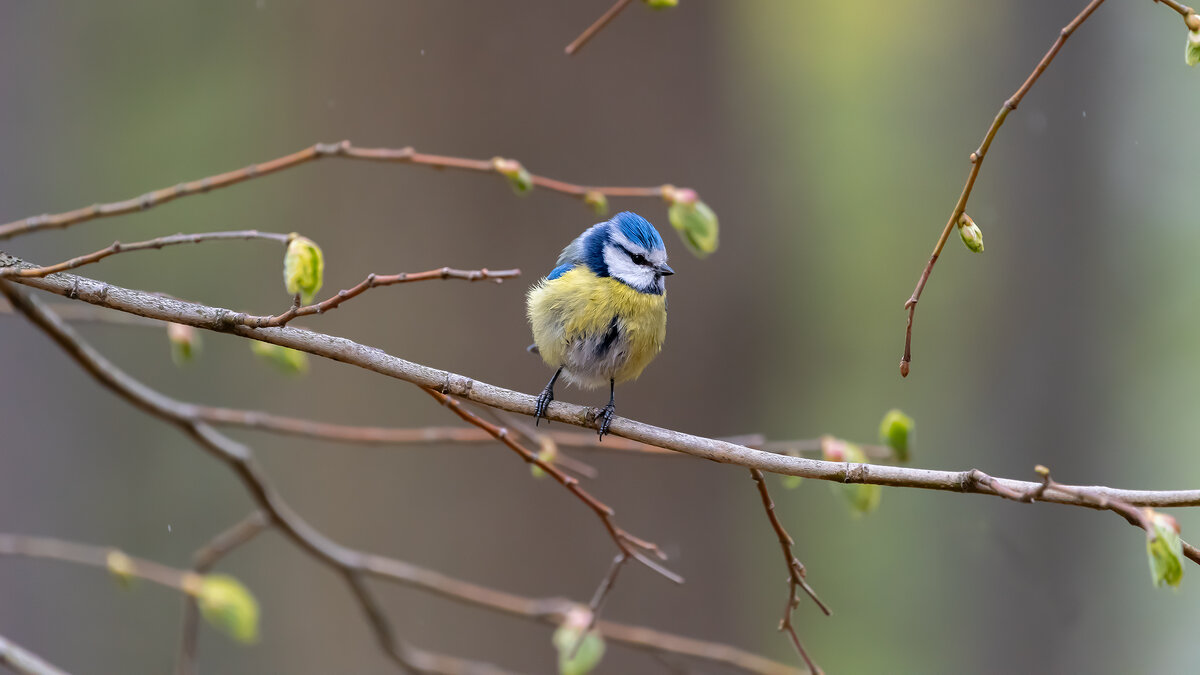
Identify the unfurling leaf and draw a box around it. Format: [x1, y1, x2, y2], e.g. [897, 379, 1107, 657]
[195, 574, 260, 644]
[167, 322, 202, 366]
[492, 157, 534, 195]
[823, 437, 882, 515]
[643, 0, 678, 8]
[1187, 29, 1200, 67]
[106, 550, 136, 587]
[553, 607, 606, 675]
[1146, 509, 1184, 588]
[583, 191, 609, 216]
[958, 213, 984, 253]
[283, 233, 324, 304]
[665, 188, 718, 257]
[250, 341, 309, 375]
[878, 409, 915, 463]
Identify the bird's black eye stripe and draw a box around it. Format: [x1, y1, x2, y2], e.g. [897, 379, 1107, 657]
[621, 246, 650, 266]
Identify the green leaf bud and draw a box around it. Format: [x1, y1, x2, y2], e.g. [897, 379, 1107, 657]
[553, 607, 606, 675]
[878, 409, 915, 463]
[665, 187, 718, 257]
[194, 574, 260, 644]
[583, 191, 609, 216]
[283, 233, 324, 304]
[167, 322, 201, 366]
[958, 214, 984, 253]
[1187, 28, 1200, 67]
[1146, 509, 1184, 588]
[250, 341, 309, 375]
[492, 157, 534, 195]
[106, 550, 136, 587]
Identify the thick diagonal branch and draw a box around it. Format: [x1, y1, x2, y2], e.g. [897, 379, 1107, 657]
[7, 260, 1198, 513]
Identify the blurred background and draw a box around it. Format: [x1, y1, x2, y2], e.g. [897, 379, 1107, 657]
[1, 1, 1198, 672]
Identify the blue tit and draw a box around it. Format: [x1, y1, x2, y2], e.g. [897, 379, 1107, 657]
[526, 211, 674, 438]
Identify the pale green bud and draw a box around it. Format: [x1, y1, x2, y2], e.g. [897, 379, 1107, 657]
[193, 574, 260, 644]
[583, 191, 609, 216]
[958, 214, 984, 253]
[250, 341, 309, 375]
[553, 607, 606, 675]
[106, 550, 136, 588]
[665, 187, 718, 257]
[1146, 509, 1184, 588]
[283, 233, 324, 304]
[1187, 28, 1200, 67]
[492, 157, 534, 195]
[167, 322, 201, 366]
[878, 409, 915, 463]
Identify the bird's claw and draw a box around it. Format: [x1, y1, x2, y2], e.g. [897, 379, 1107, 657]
[596, 403, 616, 440]
[534, 387, 554, 426]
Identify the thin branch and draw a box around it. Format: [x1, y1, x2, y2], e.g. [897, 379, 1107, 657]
[177, 512, 271, 675]
[565, 0, 634, 55]
[901, 0, 1108, 377]
[0, 533, 203, 594]
[9, 261, 1200, 513]
[1, 279, 796, 674]
[0, 141, 680, 241]
[424, 387, 683, 584]
[749, 470, 827, 675]
[0, 231, 288, 279]
[191, 402, 766, 455]
[901, 0, 1200, 377]
[242, 267, 520, 328]
[0, 296, 160, 325]
[1155, 0, 1197, 18]
[0, 634, 70, 675]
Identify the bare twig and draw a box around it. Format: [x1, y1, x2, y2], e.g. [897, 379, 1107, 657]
[424, 388, 683, 584]
[565, 0, 634, 55]
[0, 231, 288, 279]
[0, 634, 70, 675]
[242, 267, 520, 328]
[901, 0, 1107, 377]
[901, 0, 1200, 377]
[177, 512, 271, 675]
[0, 141, 683, 241]
[0, 533, 201, 592]
[9, 262, 1200, 514]
[749, 470, 828, 674]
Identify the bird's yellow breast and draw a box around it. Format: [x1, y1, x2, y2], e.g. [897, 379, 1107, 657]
[527, 267, 667, 387]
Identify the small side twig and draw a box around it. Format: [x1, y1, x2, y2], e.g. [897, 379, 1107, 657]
[0, 231, 288, 279]
[424, 387, 683, 585]
[243, 267, 520, 328]
[748, 469, 828, 674]
[565, 0, 634, 55]
[176, 511, 271, 675]
[0, 634, 70, 675]
[0, 141, 681, 241]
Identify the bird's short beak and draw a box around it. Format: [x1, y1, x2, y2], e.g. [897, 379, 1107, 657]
[656, 263, 675, 276]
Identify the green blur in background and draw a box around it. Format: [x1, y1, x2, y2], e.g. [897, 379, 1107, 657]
[1, 1, 1198, 673]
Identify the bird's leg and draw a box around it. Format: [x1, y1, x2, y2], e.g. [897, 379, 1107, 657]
[534, 368, 562, 426]
[597, 378, 616, 439]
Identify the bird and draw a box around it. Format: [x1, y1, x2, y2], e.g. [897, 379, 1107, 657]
[526, 211, 674, 439]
